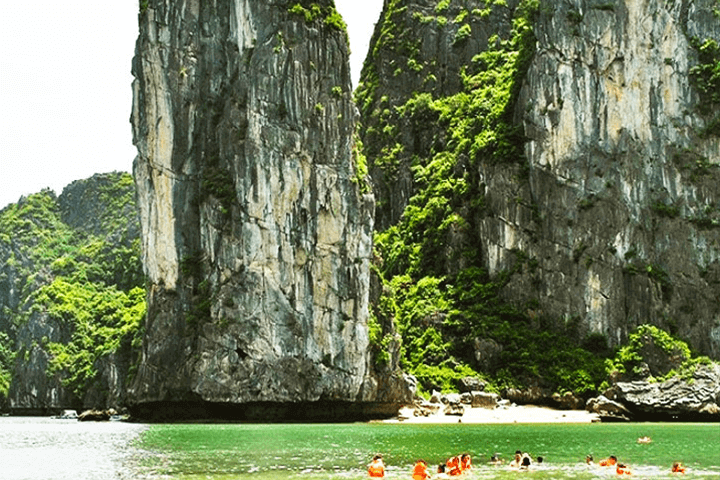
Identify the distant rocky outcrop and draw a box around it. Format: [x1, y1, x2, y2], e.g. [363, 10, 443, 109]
[587, 364, 720, 421]
[607, 365, 720, 421]
[585, 395, 632, 421]
[128, 0, 412, 420]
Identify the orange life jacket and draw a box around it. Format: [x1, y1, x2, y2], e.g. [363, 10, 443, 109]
[672, 465, 686, 474]
[600, 458, 617, 467]
[461, 456, 471, 472]
[616, 465, 632, 475]
[447, 457, 461, 476]
[368, 460, 385, 478]
[412, 462, 429, 480]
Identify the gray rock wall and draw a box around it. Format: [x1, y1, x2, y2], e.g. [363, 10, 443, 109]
[359, 0, 520, 230]
[129, 0, 411, 418]
[360, 0, 720, 360]
[508, 0, 720, 354]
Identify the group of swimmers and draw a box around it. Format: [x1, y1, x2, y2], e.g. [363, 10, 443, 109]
[586, 454, 687, 476]
[368, 454, 472, 479]
[368, 452, 688, 477]
[506, 451, 542, 470]
[586, 455, 632, 475]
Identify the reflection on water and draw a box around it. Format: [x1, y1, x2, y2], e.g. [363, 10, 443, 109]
[0, 416, 146, 480]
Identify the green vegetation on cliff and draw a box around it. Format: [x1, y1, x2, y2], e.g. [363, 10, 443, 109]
[0, 173, 144, 408]
[358, 0, 720, 399]
[359, 0, 607, 396]
[288, 1, 348, 40]
[605, 324, 714, 384]
[689, 36, 720, 137]
[0, 333, 13, 402]
[43, 282, 145, 398]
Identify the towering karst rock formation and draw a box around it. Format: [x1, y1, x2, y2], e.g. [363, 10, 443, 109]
[358, 0, 720, 377]
[129, 0, 411, 420]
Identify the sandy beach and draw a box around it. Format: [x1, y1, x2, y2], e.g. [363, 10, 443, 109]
[387, 404, 600, 424]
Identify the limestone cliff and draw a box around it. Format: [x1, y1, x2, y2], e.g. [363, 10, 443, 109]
[358, 0, 720, 395]
[515, 0, 720, 355]
[129, 0, 411, 420]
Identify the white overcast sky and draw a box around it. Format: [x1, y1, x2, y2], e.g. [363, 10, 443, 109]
[0, 0, 383, 210]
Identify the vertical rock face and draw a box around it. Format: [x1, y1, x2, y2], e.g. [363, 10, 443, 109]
[358, 0, 520, 230]
[359, 0, 720, 367]
[130, 0, 410, 419]
[514, 0, 720, 355]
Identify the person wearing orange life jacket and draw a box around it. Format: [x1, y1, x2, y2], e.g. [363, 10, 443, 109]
[616, 463, 632, 475]
[460, 454, 472, 473]
[446, 456, 461, 476]
[368, 454, 385, 478]
[671, 462, 686, 474]
[412, 459, 431, 480]
[599, 455, 617, 467]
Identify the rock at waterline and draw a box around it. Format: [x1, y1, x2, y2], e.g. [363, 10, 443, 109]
[588, 364, 720, 421]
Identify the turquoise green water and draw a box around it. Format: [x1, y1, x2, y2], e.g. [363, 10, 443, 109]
[135, 423, 720, 480]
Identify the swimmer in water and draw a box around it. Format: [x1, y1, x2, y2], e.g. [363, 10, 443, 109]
[446, 455, 461, 476]
[368, 454, 385, 478]
[616, 463, 632, 475]
[599, 455, 617, 467]
[671, 462, 686, 474]
[412, 459, 431, 480]
[460, 454, 472, 473]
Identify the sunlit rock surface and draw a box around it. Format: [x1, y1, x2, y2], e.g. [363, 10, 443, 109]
[513, 0, 720, 355]
[360, 0, 720, 359]
[129, 0, 412, 420]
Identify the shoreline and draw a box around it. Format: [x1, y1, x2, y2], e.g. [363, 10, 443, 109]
[384, 404, 601, 424]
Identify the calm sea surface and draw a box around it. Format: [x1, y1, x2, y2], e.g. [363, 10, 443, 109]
[0, 416, 146, 480]
[1, 418, 719, 480]
[134, 421, 720, 480]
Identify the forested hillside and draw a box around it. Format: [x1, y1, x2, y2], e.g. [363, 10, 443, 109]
[0, 172, 144, 412]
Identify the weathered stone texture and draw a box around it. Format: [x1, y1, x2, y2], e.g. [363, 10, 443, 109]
[511, 0, 720, 355]
[130, 0, 411, 418]
[360, 0, 520, 230]
[601, 364, 720, 421]
[363, 0, 720, 359]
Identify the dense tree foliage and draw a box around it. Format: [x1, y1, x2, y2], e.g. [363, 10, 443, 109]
[0, 332, 14, 401]
[0, 173, 144, 407]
